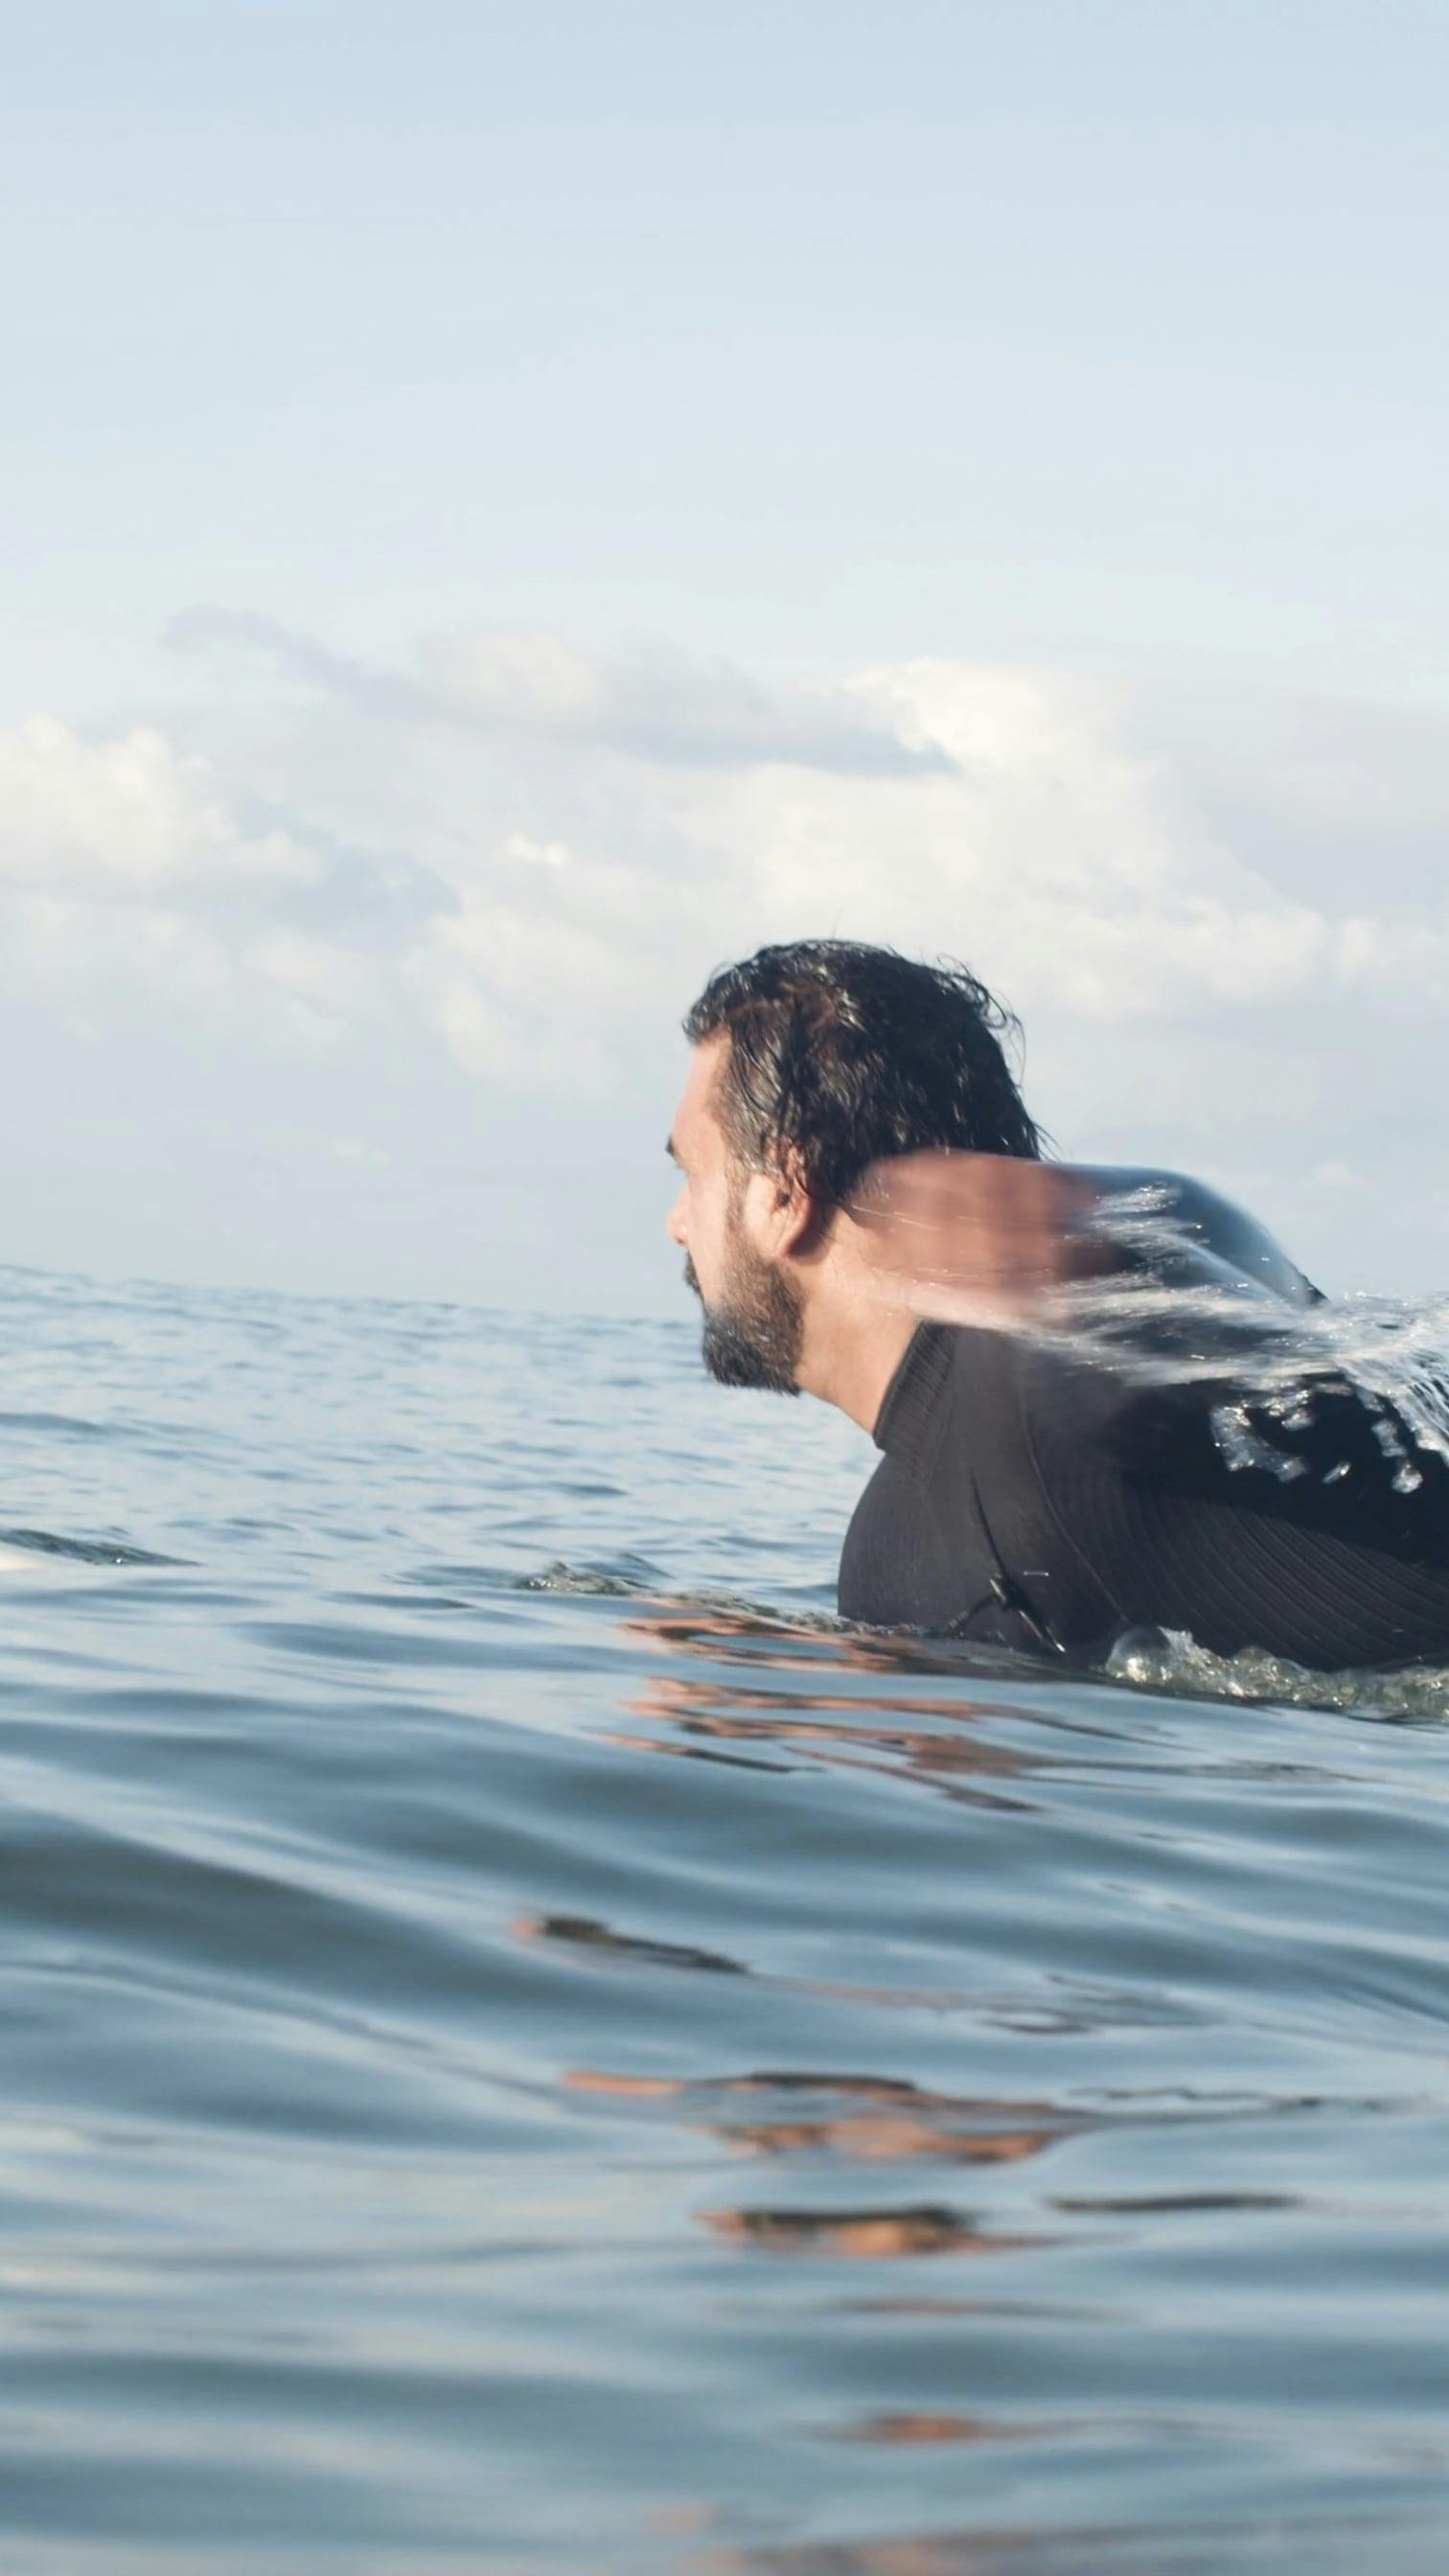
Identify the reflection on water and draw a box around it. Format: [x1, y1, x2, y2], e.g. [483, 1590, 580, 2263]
[700, 2203, 1042, 2260]
[566, 2068, 1071, 2167]
[840, 2415, 1045, 2447]
[702, 2515, 1449, 2576]
[517, 1911, 751, 1975]
[614, 1621, 1040, 1810]
[6, 1266, 1449, 2573]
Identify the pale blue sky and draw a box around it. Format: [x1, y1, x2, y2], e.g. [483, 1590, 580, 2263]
[9, 0, 1449, 713]
[3, 2, 1448, 1309]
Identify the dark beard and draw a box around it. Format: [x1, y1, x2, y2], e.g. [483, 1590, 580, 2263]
[685, 1251, 802, 1395]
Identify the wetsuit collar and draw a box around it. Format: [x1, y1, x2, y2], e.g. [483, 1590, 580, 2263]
[871, 1321, 955, 1467]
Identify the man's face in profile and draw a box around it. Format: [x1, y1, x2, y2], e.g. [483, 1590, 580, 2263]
[666, 1040, 803, 1396]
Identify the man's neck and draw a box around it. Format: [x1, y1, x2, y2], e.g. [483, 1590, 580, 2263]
[794, 1276, 920, 1438]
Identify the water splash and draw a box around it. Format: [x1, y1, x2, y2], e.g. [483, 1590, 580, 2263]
[1039, 1183, 1449, 1481]
[517, 1558, 665, 1598]
[1106, 1623, 1449, 1720]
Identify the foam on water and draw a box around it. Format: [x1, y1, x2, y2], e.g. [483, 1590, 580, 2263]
[1107, 1626, 1449, 1720]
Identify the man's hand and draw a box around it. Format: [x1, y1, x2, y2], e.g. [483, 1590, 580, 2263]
[851, 1151, 1106, 1327]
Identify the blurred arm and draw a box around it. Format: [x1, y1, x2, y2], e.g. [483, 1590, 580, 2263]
[852, 1152, 1319, 1330]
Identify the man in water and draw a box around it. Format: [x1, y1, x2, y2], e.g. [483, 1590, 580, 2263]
[666, 940, 1449, 1670]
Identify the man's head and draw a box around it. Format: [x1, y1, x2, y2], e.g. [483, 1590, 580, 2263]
[667, 940, 1040, 1392]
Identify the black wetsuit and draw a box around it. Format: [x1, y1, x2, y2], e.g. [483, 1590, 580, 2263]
[838, 1172, 1449, 1671]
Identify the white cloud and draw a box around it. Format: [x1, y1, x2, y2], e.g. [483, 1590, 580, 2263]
[166, 606, 957, 777]
[0, 716, 319, 900]
[0, 711, 447, 1047]
[5, 619, 1449, 1294]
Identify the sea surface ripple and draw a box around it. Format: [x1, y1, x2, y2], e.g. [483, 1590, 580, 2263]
[5, 1261, 1449, 2573]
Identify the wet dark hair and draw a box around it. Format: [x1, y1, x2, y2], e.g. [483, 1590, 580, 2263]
[682, 939, 1042, 1206]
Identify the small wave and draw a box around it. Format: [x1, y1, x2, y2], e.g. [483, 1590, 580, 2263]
[516, 1563, 854, 1651]
[0, 1526, 180, 1568]
[0, 1408, 109, 1439]
[516, 1557, 665, 1598]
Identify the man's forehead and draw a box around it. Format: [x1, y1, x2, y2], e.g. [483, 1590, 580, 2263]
[671, 1035, 729, 1159]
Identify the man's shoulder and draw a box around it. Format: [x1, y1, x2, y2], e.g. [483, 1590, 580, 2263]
[1079, 1163, 1322, 1308]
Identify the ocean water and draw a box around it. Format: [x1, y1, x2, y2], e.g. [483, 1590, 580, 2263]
[6, 1262, 1449, 2574]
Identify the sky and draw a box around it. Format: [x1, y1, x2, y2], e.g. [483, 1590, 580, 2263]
[4, 0, 1449, 1314]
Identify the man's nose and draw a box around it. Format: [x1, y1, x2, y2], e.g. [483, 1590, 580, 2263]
[666, 1189, 688, 1248]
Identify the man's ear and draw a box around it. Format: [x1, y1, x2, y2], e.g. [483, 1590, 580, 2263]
[768, 1152, 831, 1260]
